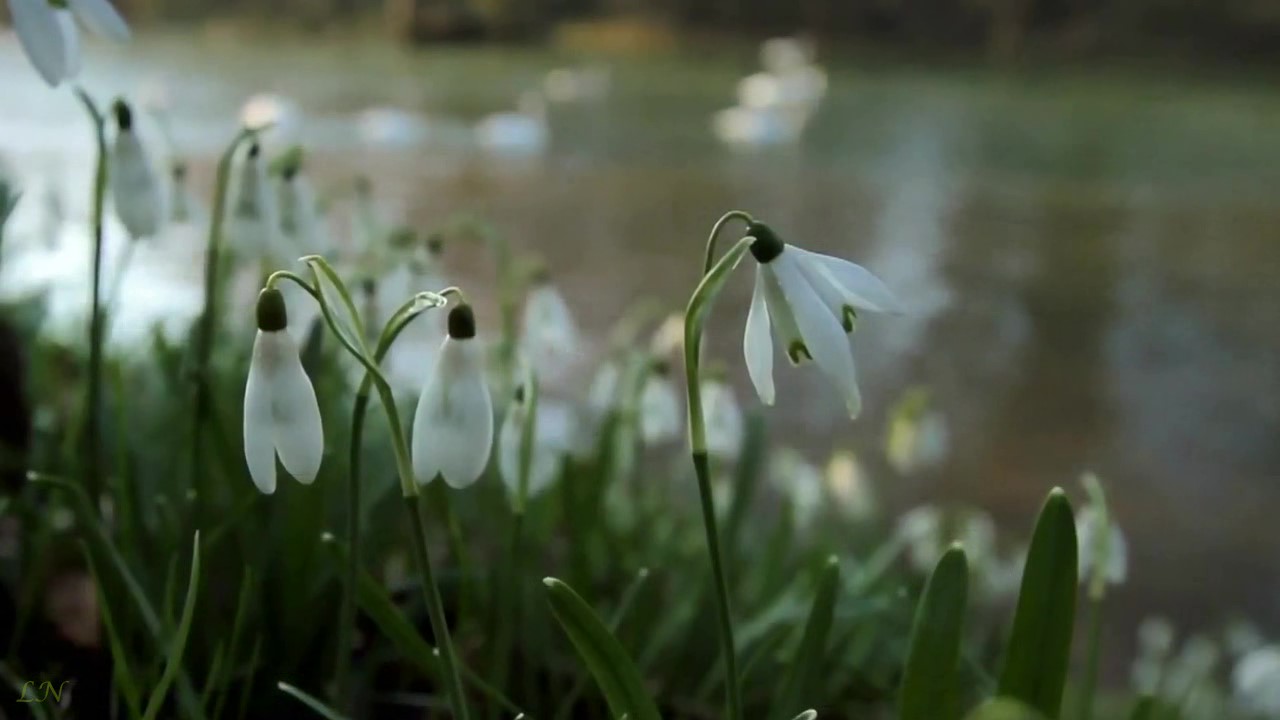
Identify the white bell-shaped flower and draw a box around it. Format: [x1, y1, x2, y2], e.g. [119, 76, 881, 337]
[520, 272, 580, 372]
[1234, 646, 1280, 716]
[638, 360, 681, 445]
[108, 100, 165, 241]
[411, 304, 494, 489]
[242, 287, 324, 494]
[1076, 504, 1128, 588]
[168, 162, 203, 225]
[277, 159, 325, 254]
[824, 450, 875, 521]
[701, 375, 743, 460]
[9, 0, 129, 87]
[741, 222, 898, 419]
[227, 142, 282, 264]
[587, 360, 621, 416]
[498, 386, 575, 499]
[767, 448, 825, 526]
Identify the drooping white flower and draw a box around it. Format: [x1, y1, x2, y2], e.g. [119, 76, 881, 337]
[638, 360, 680, 445]
[587, 360, 621, 416]
[824, 450, 874, 521]
[108, 100, 165, 241]
[520, 272, 580, 371]
[8, 0, 130, 87]
[411, 304, 494, 489]
[701, 375, 743, 460]
[768, 447, 824, 525]
[226, 142, 282, 264]
[896, 505, 943, 574]
[277, 156, 325, 254]
[242, 287, 324, 494]
[886, 387, 950, 474]
[168, 162, 202, 225]
[1233, 646, 1280, 716]
[1076, 504, 1128, 589]
[741, 222, 898, 419]
[498, 386, 575, 499]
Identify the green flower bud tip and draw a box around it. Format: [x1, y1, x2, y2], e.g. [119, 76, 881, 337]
[256, 288, 288, 332]
[448, 304, 476, 339]
[650, 358, 670, 376]
[389, 226, 416, 248]
[172, 162, 188, 181]
[113, 100, 134, 132]
[271, 145, 304, 179]
[247, 142, 261, 160]
[426, 234, 445, 255]
[513, 384, 526, 403]
[746, 221, 784, 264]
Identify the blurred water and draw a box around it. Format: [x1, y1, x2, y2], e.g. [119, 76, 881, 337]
[1, 31, 1278, 655]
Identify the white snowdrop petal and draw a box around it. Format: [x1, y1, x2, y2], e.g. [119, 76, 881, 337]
[69, 0, 130, 40]
[587, 362, 620, 414]
[793, 247, 901, 314]
[271, 345, 324, 484]
[639, 375, 681, 445]
[520, 284, 580, 370]
[413, 339, 493, 488]
[243, 333, 278, 494]
[703, 381, 744, 459]
[772, 252, 862, 417]
[410, 362, 442, 486]
[110, 132, 164, 240]
[743, 266, 775, 405]
[9, 0, 67, 86]
[792, 249, 856, 332]
[760, 263, 806, 364]
[497, 407, 522, 494]
[57, 10, 80, 80]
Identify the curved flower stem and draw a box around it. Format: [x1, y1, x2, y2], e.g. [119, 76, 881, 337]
[190, 124, 268, 509]
[702, 210, 755, 275]
[301, 272, 469, 719]
[681, 218, 756, 720]
[72, 88, 108, 503]
[333, 290, 448, 708]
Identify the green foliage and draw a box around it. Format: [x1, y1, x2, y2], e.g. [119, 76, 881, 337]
[900, 544, 969, 720]
[998, 489, 1079, 719]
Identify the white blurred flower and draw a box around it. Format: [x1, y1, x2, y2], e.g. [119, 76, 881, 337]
[108, 100, 165, 240]
[498, 387, 575, 499]
[1166, 635, 1221, 698]
[520, 275, 580, 372]
[1234, 646, 1280, 716]
[167, 162, 204, 226]
[277, 162, 325, 254]
[824, 450, 874, 521]
[226, 142, 282, 264]
[639, 362, 680, 445]
[9, 0, 129, 88]
[768, 448, 824, 525]
[702, 377, 743, 460]
[242, 288, 324, 495]
[1077, 474, 1128, 595]
[411, 305, 493, 489]
[741, 221, 898, 419]
[896, 505, 943, 574]
[587, 360, 621, 416]
[886, 388, 950, 475]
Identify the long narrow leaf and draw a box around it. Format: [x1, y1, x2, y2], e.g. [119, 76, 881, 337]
[900, 544, 969, 720]
[142, 531, 201, 720]
[997, 489, 1078, 719]
[964, 698, 1048, 720]
[544, 577, 662, 720]
[278, 682, 352, 720]
[772, 556, 841, 720]
[82, 541, 143, 719]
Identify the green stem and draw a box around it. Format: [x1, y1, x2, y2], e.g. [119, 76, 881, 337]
[72, 88, 107, 503]
[1078, 594, 1104, 720]
[691, 451, 742, 720]
[702, 210, 755, 275]
[190, 126, 263, 508]
[407, 494, 471, 720]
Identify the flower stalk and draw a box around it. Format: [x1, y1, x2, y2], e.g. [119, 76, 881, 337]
[72, 87, 108, 502]
[681, 210, 756, 720]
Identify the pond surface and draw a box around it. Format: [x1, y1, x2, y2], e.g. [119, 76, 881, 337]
[1, 31, 1278, 668]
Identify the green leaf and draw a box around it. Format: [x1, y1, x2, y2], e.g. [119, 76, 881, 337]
[790, 712, 818, 720]
[543, 577, 662, 720]
[900, 544, 969, 720]
[997, 488, 1079, 719]
[1127, 695, 1180, 720]
[963, 698, 1048, 720]
[142, 531, 201, 720]
[81, 542, 143, 720]
[278, 682, 351, 720]
[772, 556, 841, 720]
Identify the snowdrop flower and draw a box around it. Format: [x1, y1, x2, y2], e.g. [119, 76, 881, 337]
[824, 450, 875, 521]
[896, 505, 943, 574]
[587, 360, 621, 416]
[167, 162, 201, 225]
[498, 385, 575, 499]
[411, 304, 494, 489]
[768, 447, 824, 525]
[742, 222, 899, 419]
[701, 373, 743, 460]
[886, 387, 950, 474]
[108, 100, 165, 241]
[520, 270, 580, 371]
[1233, 646, 1280, 716]
[276, 155, 325, 253]
[9, 0, 130, 88]
[1077, 474, 1128, 594]
[242, 287, 324, 494]
[226, 143, 282, 263]
[638, 360, 681, 445]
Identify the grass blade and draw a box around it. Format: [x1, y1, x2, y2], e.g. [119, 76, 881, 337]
[81, 541, 143, 719]
[964, 698, 1048, 720]
[142, 531, 201, 720]
[543, 577, 662, 720]
[899, 544, 969, 720]
[772, 556, 841, 720]
[997, 488, 1078, 719]
[278, 682, 352, 720]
